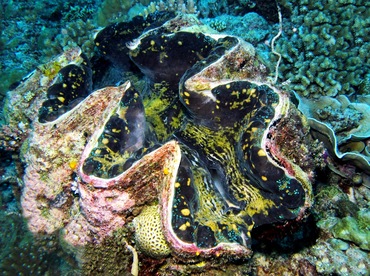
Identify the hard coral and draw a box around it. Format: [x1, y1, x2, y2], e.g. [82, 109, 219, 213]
[278, 0, 370, 97]
[331, 209, 370, 251]
[133, 205, 171, 258]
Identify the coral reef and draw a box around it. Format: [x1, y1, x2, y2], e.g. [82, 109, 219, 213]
[331, 209, 370, 251]
[78, 228, 138, 275]
[279, 1, 370, 239]
[251, 253, 318, 275]
[308, 181, 370, 274]
[0, 211, 70, 275]
[95, 0, 198, 27]
[95, 0, 144, 26]
[141, 0, 198, 22]
[198, 0, 228, 18]
[41, 19, 98, 59]
[202, 13, 271, 45]
[277, 0, 370, 97]
[305, 241, 370, 275]
[0, 14, 324, 273]
[1, 1, 369, 274]
[0, 0, 101, 99]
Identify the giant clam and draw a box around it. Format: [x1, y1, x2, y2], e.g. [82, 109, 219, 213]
[13, 13, 320, 263]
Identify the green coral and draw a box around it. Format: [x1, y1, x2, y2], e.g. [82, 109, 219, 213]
[133, 205, 171, 259]
[358, 73, 370, 95]
[210, 19, 227, 32]
[277, 0, 370, 97]
[95, 0, 153, 26]
[80, 228, 137, 275]
[95, 0, 132, 26]
[331, 209, 370, 251]
[307, 241, 370, 275]
[41, 19, 97, 59]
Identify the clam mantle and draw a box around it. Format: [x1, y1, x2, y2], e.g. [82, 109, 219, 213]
[9, 14, 321, 261]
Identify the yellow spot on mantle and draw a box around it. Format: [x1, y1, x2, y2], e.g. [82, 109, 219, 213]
[257, 149, 266, 157]
[179, 224, 187, 231]
[178, 221, 190, 231]
[112, 128, 121, 133]
[261, 176, 268, 181]
[181, 209, 190, 216]
[163, 167, 169, 175]
[102, 138, 109, 145]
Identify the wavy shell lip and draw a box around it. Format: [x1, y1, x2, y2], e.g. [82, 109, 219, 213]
[261, 89, 313, 207]
[160, 162, 253, 258]
[183, 37, 258, 94]
[21, 80, 129, 235]
[78, 139, 181, 190]
[1, 47, 85, 152]
[178, 35, 268, 129]
[160, 82, 312, 258]
[77, 81, 132, 189]
[77, 140, 182, 238]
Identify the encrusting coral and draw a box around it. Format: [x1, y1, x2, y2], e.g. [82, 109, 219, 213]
[133, 205, 171, 258]
[331, 209, 370, 251]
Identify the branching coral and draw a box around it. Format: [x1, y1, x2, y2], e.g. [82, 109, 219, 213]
[42, 19, 98, 59]
[277, 0, 370, 97]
